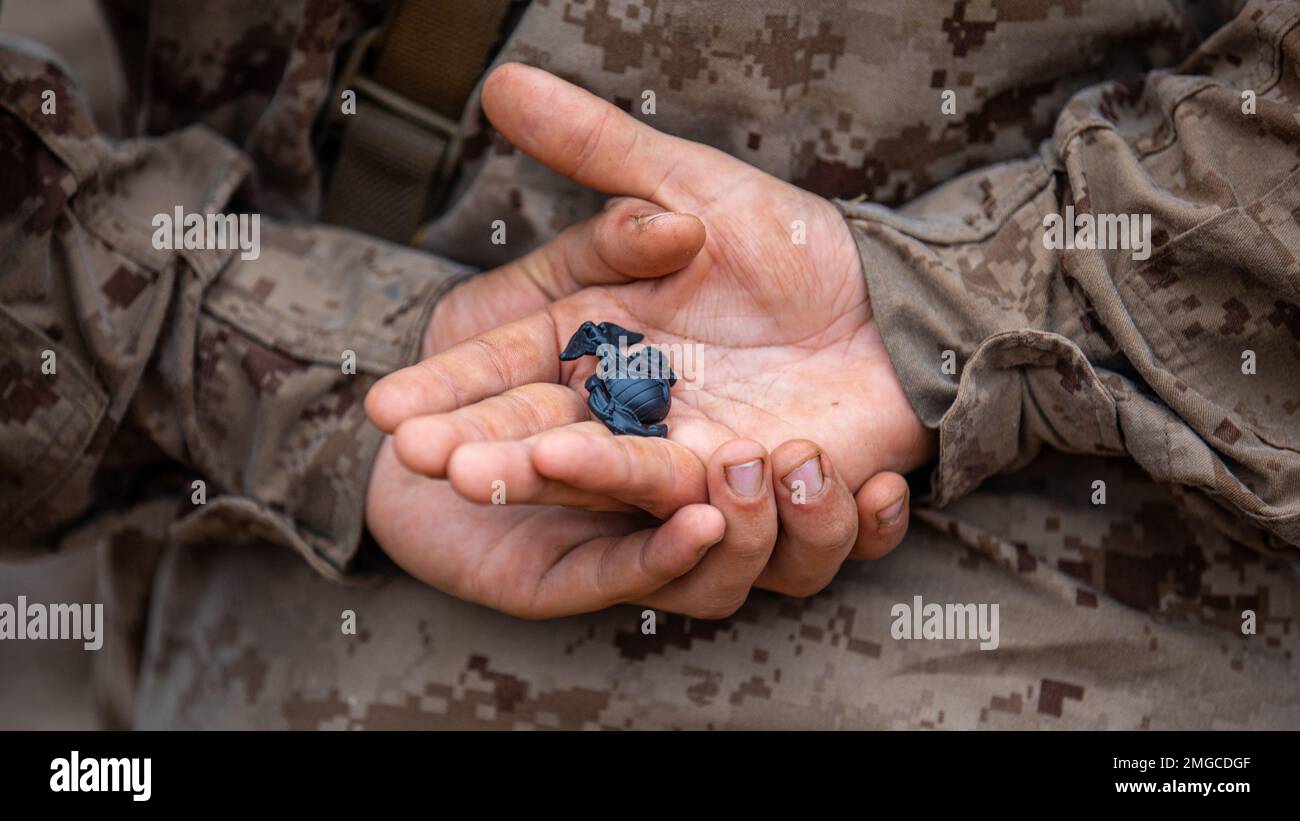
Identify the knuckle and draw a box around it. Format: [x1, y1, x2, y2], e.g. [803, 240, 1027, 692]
[694, 603, 737, 620]
[783, 501, 854, 545]
[777, 572, 831, 599]
[640, 439, 677, 491]
[594, 539, 623, 595]
[565, 106, 612, 181]
[833, 516, 860, 547]
[796, 529, 852, 559]
[467, 336, 516, 388]
[690, 593, 746, 620]
[415, 355, 466, 409]
[498, 389, 549, 433]
[720, 533, 773, 565]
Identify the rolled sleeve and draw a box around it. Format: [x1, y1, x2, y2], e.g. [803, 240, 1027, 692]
[837, 0, 1300, 548]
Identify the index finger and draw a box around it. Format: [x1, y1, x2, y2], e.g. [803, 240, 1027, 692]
[482, 63, 744, 206]
[365, 311, 560, 432]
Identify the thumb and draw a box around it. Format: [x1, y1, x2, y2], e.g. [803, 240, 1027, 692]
[481, 62, 737, 206]
[849, 472, 911, 560]
[421, 196, 704, 356]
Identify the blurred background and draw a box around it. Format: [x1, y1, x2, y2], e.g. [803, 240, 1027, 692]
[0, 0, 125, 730]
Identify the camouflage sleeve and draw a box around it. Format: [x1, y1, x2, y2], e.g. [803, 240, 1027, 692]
[0, 38, 466, 576]
[838, 0, 1300, 548]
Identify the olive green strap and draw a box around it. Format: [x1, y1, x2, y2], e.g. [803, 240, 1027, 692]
[323, 0, 512, 242]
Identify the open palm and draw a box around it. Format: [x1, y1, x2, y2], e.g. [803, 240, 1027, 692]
[371, 63, 932, 499]
[367, 192, 740, 618]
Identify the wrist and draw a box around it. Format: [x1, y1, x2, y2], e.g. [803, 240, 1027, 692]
[421, 271, 479, 359]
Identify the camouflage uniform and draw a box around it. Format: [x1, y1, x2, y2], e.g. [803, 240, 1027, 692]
[1, 0, 1298, 729]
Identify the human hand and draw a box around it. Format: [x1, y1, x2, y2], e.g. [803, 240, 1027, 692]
[370, 432, 910, 621]
[367, 64, 936, 559]
[366, 193, 910, 617]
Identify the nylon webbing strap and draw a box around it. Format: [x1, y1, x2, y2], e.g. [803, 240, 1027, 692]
[323, 0, 511, 242]
[375, 0, 509, 120]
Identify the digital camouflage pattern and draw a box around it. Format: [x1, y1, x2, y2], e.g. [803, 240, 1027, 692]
[131, 450, 1300, 730]
[1, 0, 1298, 729]
[846, 0, 1300, 551]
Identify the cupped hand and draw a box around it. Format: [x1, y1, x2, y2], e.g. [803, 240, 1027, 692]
[368, 63, 935, 519]
[366, 192, 912, 618]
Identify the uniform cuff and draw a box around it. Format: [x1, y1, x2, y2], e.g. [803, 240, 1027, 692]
[175, 222, 471, 578]
[834, 157, 1123, 505]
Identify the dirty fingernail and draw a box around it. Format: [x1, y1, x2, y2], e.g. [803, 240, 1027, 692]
[876, 494, 906, 527]
[724, 458, 764, 497]
[781, 454, 823, 495]
[636, 211, 679, 226]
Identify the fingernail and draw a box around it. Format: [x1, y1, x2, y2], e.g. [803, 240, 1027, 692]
[636, 211, 678, 226]
[781, 454, 823, 495]
[724, 458, 764, 497]
[876, 493, 906, 527]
